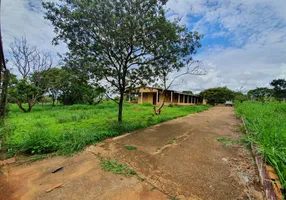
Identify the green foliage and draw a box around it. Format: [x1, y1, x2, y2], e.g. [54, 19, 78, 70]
[200, 87, 235, 105]
[169, 196, 180, 200]
[100, 158, 137, 177]
[8, 78, 44, 112]
[142, 102, 153, 107]
[234, 102, 286, 190]
[234, 91, 247, 102]
[4, 102, 210, 156]
[270, 79, 286, 101]
[247, 87, 273, 102]
[124, 145, 137, 150]
[216, 137, 240, 147]
[167, 138, 176, 145]
[182, 91, 193, 95]
[43, 0, 202, 122]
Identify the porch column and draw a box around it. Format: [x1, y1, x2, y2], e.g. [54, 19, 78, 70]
[156, 91, 159, 104]
[128, 92, 131, 102]
[191, 96, 193, 104]
[183, 95, 186, 104]
[171, 92, 173, 103]
[141, 92, 143, 104]
[178, 94, 180, 103]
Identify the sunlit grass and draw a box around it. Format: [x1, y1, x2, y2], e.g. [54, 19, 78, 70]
[235, 101, 286, 191]
[2, 101, 209, 156]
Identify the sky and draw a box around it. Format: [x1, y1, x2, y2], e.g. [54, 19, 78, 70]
[2, 0, 286, 93]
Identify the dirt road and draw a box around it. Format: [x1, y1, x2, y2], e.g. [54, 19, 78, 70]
[0, 107, 264, 200]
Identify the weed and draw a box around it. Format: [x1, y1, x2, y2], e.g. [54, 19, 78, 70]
[100, 158, 137, 177]
[234, 101, 286, 191]
[168, 138, 176, 145]
[136, 176, 145, 181]
[151, 186, 156, 191]
[124, 145, 137, 150]
[169, 196, 180, 200]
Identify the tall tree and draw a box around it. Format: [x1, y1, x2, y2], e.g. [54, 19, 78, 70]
[247, 87, 273, 103]
[43, 0, 202, 122]
[200, 87, 235, 105]
[152, 60, 206, 115]
[8, 37, 53, 112]
[270, 79, 286, 102]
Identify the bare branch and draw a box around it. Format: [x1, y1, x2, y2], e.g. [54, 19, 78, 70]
[9, 36, 53, 78]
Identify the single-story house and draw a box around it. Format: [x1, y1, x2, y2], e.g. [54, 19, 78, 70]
[129, 87, 201, 106]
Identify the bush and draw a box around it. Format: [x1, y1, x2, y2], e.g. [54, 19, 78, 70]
[142, 102, 153, 107]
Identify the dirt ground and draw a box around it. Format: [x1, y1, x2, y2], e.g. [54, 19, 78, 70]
[0, 107, 264, 200]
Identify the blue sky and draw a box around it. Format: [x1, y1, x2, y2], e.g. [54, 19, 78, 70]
[2, 0, 286, 93]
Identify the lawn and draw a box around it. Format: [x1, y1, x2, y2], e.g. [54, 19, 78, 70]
[234, 101, 286, 191]
[1, 101, 209, 156]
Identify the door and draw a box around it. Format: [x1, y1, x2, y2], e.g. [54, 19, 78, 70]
[153, 93, 157, 105]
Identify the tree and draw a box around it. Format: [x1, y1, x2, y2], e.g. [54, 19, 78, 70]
[199, 87, 235, 106]
[9, 78, 44, 112]
[10, 36, 53, 79]
[0, 69, 10, 118]
[152, 60, 206, 115]
[234, 91, 247, 103]
[182, 90, 194, 95]
[8, 37, 53, 112]
[43, 0, 202, 122]
[41, 68, 64, 106]
[270, 79, 286, 101]
[54, 69, 105, 105]
[247, 87, 273, 103]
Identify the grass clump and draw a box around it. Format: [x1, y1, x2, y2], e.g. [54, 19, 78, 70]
[234, 101, 286, 191]
[124, 145, 137, 150]
[167, 138, 176, 145]
[216, 137, 240, 147]
[100, 158, 137, 177]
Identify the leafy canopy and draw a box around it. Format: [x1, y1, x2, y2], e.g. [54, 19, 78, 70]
[247, 87, 273, 102]
[270, 79, 286, 101]
[43, 0, 202, 121]
[200, 87, 235, 105]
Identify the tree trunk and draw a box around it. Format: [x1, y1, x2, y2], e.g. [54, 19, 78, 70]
[118, 92, 124, 122]
[0, 69, 10, 119]
[17, 102, 28, 113]
[153, 92, 166, 115]
[52, 99, 55, 106]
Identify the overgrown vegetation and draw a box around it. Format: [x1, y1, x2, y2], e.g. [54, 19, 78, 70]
[2, 102, 209, 157]
[235, 102, 286, 191]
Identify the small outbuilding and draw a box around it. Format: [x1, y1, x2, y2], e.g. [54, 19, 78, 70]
[129, 87, 201, 106]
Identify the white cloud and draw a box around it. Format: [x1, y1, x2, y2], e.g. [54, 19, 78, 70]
[2, 0, 67, 69]
[2, 0, 286, 92]
[165, 0, 286, 92]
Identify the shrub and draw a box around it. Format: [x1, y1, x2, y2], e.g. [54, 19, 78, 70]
[142, 102, 153, 107]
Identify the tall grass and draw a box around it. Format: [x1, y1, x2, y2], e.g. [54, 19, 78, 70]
[235, 102, 286, 191]
[3, 102, 209, 156]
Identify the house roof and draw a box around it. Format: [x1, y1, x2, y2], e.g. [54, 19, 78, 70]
[136, 87, 199, 97]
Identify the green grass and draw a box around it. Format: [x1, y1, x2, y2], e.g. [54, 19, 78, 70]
[167, 138, 176, 145]
[124, 145, 137, 150]
[100, 158, 137, 177]
[234, 101, 286, 192]
[1, 101, 209, 157]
